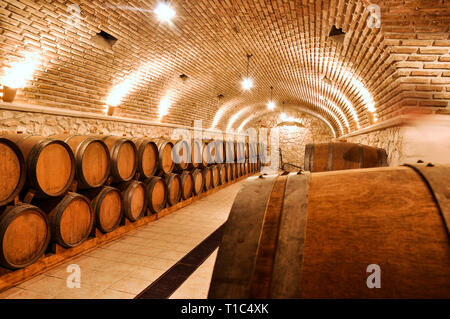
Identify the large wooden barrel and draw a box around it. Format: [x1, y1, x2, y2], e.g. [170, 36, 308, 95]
[0, 137, 26, 206]
[210, 165, 220, 188]
[35, 192, 94, 248]
[5, 134, 75, 197]
[172, 139, 191, 171]
[154, 139, 174, 174]
[235, 141, 245, 162]
[0, 204, 50, 269]
[215, 140, 225, 164]
[202, 139, 216, 167]
[202, 167, 212, 191]
[209, 165, 450, 299]
[217, 164, 226, 185]
[180, 171, 193, 200]
[130, 138, 158, 179]
[190, 140, 202, 169]
[165, 173, 181, 206]
[52, 135, 110, 189]
[115, 180, 147, 222]
[83, 186, 123, 233]
[304, 142, 388, 172]
[143, 177, 167, 214]
[191, 169, 204, 196]
[102, 136, 137, 183]
[226, 163, 233, 182]
[224, 140, 235, 164]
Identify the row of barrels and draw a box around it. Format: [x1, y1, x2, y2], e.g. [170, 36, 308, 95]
[0, 155, 259, 270]
[0, 135, 266, 206]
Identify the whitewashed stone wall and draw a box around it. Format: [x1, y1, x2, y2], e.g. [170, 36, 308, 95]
[247, 110, 334, 170]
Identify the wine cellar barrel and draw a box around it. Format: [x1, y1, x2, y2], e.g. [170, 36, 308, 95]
[191, 169, 204, 196]
[172, 139, 191, 172]
[190, 140, 202, 169]
[217, 164, 226, 185]
[84, 186, 123, 234]
[5, 134, 75, 197]
[35, 192, 94, 248]
[144, 176, 167, 214]
[102, 136, 137, 183]
[116, 180, 147, 222]
[0, 204, 50, 269]
[165, 173, 182, 206]
[0, 137, 26, 206]
[225, 140, 235, 163]
[202, 167, 212, 191]
[226, 163, 233, 182]
[202, 139, 216, 167]
[180, 171, 193, 200]
[131, 138, 158, 179]
[215, 140, 225, 164]
[52, 135, 110, 189]
[304, 142, 388, 172]
[154, 139, 175, 174]
[209, 164, 450, 299]
[210, 165, 220, 188]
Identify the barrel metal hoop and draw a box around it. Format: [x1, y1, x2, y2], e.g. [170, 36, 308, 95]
[249, 175, 289, 298]
[404, 163, 450, 240]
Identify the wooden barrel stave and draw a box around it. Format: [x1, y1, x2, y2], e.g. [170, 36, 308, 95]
[131, 138, 158, 179]
[165, 173, 182, 206]
[52, 135, 110, 189]
[154, 139, 175, 174]
[115, 180, 147, 222]
[0, 204, 51, 269]
[209, 165, 450, 299]
[144, 176, 167, 214]
[82, 186, 123, 233]
[202, 167, 212, 191]
[180, 171, 193, 200]
[0, 137, 26, 206]
[191, 169, 204, 196]
[102, 136, 137, 183]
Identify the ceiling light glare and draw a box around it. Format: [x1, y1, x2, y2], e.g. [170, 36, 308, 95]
[154, 2, 176, 23]
[241, 77, 253, 91]
[267, 101, 275, 110]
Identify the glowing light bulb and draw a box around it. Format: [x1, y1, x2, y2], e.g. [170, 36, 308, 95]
[2, 52, 41, 89]
[154, 2, 176, 23]
[241, 77, 253, 91]
[267, 101, 275, 110]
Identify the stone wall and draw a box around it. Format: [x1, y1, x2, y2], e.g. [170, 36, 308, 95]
[247, 110, 334, 170]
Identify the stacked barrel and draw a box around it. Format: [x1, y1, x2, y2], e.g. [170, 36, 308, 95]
[0, 133, 258, 270]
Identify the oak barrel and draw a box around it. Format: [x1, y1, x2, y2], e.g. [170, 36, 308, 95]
[154, 139, 174, 174]
[165, 173, 182, 206]
[202, 167, 212, 191]
[215, 140, 225, 164]
[210, 165, 220, 188]
[190, 140, 202, 169]
[35, 192, 94, 248]
[6, 134, 75, 197]
[224, 140, 235, 163]
[102, 136, 137, 183]
[131, 138, 158, 179]
[191, 169, 204, 196]
[209, 165, 450, 299]
[226, 164, 233, 182]
[217, 164, 226, 185]
[202, 139, 216, 167]
[52, 135, 110, 189]
[304, 142, 388, 172]
[144, 176, 167, 214]
[115, 180, 147, 222]
[172, 139, 191, 171]
[83, 186, 123, 233]
[180, 171, 193, 200]
[0, 204, 50, 269]
[0, 137, 26, 206]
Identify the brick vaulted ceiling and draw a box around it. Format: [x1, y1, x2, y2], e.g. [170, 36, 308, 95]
[0, 0, 449, 136]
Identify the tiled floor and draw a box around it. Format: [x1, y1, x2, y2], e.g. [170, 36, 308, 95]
[0, 181, 244, 299]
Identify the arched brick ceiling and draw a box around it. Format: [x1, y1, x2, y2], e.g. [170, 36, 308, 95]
[0, 0, 448, 136]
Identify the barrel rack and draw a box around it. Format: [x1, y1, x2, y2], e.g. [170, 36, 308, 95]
[0, 172, 254, 293]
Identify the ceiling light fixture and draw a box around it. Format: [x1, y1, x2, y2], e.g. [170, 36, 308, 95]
[267, 86, 275, 110]
[154, 2, 176, 23]
[241, 53, 253, 91]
